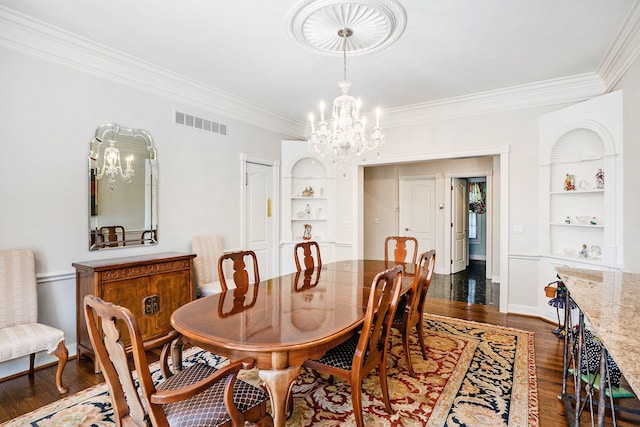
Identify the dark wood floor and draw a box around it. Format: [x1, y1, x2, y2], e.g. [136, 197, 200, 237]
[1, 298, 639, 425]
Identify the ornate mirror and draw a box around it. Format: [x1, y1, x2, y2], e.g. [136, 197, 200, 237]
[88, 123, 158, 250]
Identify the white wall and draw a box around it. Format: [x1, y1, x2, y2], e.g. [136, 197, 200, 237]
[361, 106, 571, 315]
[615, 54, 640, 272]
[363, 157, 494, 276]
[0, 46, 286, 377]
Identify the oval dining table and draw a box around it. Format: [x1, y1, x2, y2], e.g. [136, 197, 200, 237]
[170, 259, 413, 427]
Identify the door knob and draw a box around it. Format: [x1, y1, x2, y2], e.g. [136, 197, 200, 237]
[405, 227, 410, 231]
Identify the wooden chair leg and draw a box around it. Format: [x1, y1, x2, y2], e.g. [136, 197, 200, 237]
[285, 387, 294, 418]
[401, 328, 415, 377]
[52, 340, 69, 394]
[351, 378, 365, 427]
[416, 321, 428, 360]
[378, 360, 393, 414]
[29, 353, 35, 377]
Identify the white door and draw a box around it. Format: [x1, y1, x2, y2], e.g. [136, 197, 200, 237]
[399, 176, 436, 256]
[451, 178, 468, 273]
[245, 162, 273, 278]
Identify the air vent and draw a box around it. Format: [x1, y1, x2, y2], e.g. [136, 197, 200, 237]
[174, 110, 228, 136]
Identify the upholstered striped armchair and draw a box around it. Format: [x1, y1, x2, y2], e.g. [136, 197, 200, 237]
[0, 249, 68, 393]
[192, 235, 226, 296]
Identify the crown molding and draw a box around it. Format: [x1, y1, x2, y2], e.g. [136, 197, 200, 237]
[0, 5, 630, 136]
[0, 6, 305, 138]
[597, 0, 640, 91]
[381, 73, 605, 128]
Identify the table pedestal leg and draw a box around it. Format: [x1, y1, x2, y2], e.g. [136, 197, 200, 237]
[259, 366, 301, 427]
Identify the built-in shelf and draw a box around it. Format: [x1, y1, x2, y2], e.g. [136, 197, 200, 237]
[291, 197, 327, 200]
[550, 189, 604, 195]
[550, 223, 604, 228]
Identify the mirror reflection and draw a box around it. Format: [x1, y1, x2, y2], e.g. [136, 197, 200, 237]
[89, 123, 157, 250]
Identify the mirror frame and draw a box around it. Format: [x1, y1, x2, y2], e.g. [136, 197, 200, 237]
[88, 123, 158, 250]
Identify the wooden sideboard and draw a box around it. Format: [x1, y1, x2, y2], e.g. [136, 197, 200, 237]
[73, 252, 196, 372]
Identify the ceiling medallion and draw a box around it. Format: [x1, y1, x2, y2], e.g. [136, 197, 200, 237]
[287, 0, 407, 57]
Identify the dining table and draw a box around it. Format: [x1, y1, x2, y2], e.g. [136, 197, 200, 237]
[170, 259, 413, 427]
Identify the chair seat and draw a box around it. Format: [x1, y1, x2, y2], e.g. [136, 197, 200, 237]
[312, 333, 361, 371]
[160, 362, 270, 427]
[197, 280, 229, 296]
[0, 323, 65, 361]
[393, 295, 407, 323]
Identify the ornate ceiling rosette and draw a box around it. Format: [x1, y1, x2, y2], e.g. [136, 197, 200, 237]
[287, 0, 407, 57]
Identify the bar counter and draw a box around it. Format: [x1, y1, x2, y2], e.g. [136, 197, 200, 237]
[556, 267, 640, 398]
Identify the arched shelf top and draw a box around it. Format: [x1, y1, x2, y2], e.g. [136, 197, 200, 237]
[290, 156, 330, 179]
[542, 120, 617, 166]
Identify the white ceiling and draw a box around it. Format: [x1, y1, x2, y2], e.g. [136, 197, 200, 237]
[0, 0, 637, 126]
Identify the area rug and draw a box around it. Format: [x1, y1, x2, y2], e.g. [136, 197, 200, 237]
[3, 314, 538, 426]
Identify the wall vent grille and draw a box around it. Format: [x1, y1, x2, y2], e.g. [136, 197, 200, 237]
[174, 110, 227, 136]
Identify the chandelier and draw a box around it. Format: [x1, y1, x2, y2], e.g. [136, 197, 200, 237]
[307, 28, 384, 169]
[95, 140, 135, 191]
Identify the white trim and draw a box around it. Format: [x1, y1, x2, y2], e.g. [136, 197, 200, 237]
[356, 145, 510, 313]
[3, 5, 639, 135]
[598, 0, 640, 91]
[36, 270, 75, 284]
[0, 6, 304, 138]
[382, 74, 605, 128]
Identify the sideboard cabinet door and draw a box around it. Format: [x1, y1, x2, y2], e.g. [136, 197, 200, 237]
[73, 252, 196, 372]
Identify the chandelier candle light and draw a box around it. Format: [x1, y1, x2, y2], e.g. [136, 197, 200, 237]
[95, 139, 135, 191]
[308, 28, 384, 170]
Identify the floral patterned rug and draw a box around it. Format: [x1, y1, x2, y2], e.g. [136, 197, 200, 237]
[3, 314, 538, 426]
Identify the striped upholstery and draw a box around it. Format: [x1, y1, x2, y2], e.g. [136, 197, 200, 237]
[192, 235, 227, 296]
[0, 250, 65, 361]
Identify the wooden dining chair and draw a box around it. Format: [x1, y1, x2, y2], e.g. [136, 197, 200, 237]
[294, 240, 322, 272]
[99, 225, 125, 247]
[84, 295, 272, 427]
[392, 250, 436, 377]
[302, 265, 403, 427]
[384, 236, 418, 274]
[218, 282, 260, 318]
[292, 267, 322, 291]
[218, 250, 260, 293]
[140, 229, 157, 244]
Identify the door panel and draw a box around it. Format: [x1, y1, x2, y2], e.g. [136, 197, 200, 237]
[451, 178, 468, 273]
[399, 177, 435, 255]
[246, 162, 273, 278]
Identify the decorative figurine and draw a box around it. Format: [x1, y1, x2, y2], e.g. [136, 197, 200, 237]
[590, 217, 597, 225]
[595, 168, 604, 189]
[565, 216, 571, 224]
[302, 186, 314, 197]
[579, 244, 588, 258]
[305, 203, 311, 217]
[303, 224, 312, 240]
[564, 173, 575, 191]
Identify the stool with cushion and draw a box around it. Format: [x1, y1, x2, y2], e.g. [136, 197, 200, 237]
[84, 295, 272, 427]
[0, 249, 68, 393]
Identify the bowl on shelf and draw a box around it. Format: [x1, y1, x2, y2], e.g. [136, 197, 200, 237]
[574, 216, 591, 224]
